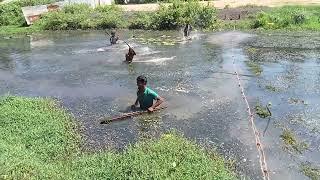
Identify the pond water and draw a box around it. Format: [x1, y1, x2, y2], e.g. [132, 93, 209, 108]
[1, 30, 319, 180]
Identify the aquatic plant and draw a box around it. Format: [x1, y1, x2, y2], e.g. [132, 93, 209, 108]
[255, 104, 271, 118]
[0, 95, 234, 179]
[301, 163, 320, 180]
[265, 85, 277, 92]
[288, 97, 307, 105]
[280, 129, 308, 154]
[245, 61, 262, 76]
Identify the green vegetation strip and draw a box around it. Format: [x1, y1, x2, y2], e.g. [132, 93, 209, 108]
[0, 0, 216, 35]
[0, 96, 234, 179]
[0, 0, 216, 34]
[2, 0, 320, 35]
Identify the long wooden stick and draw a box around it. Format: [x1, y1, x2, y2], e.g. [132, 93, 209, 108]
[100, 106, 167, 124]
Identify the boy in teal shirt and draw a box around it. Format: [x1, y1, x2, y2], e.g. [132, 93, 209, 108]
[131, 75, 164, 112]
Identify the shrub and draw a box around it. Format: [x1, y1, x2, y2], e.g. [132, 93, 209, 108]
[36, 4, 125, 30]
[251, 11, 268, 28]
[292, 12, 306, 24]
[128, 12, 153, 29]
[194, 5, 216, 28]
[0, 2, 24, 26]
[147, 0, 217, 30]
[0, 0, 59, 26]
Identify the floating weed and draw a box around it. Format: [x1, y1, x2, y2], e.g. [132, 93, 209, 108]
[162, 41, 175, 46]
[245, 61, 262, 76]
[255, 104, 271, 118]
[280, 129, 308, 154]
[288, 98, 307, 105]
[301, 163, 320, 180]
[247, 47, 258, 54]
[135, 36, 178, 46]
[265, 85, 277, 92]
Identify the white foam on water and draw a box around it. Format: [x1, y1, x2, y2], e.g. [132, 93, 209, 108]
[96, 44, 128, 52]
[133, 56, 176, 64]
[175, 87, 189, 93]
[137, 46, 160, 56]
[30, 39, 54, 48]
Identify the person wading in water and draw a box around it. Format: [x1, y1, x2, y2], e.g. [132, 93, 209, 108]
[183, 23, 192, 38]
[110, 30, 119, 45]
[125, 46, 136, 63]
[131, 75, 164, 112]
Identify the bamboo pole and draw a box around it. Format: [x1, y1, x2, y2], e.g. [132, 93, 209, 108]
[100, 106, 167, 124]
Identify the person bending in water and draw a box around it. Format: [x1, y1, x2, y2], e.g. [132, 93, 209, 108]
[125, 47, 136, 63]
[183, 23, 192, 38]
[131, 75, 164, 112]
[110, 30, 119, 45]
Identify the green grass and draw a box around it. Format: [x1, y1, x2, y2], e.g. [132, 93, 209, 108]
[280, 129, 308, 154]
[251, 6, 320, 30]
[0, 96, 79, 179]
[245, 61, 262, 76]
[301, 163, 320, 180]
[0, 96, 234, 179]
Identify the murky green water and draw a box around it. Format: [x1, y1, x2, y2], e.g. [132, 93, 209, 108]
[1, 30, 319, 180]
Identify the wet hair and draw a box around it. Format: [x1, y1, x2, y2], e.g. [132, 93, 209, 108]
[137, 75, 147, 84]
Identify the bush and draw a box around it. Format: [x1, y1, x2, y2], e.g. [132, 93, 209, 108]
[129, 12, 153, 29]
[0, 2, 24, 26]
[36, 4, 125, 30]
[194, 5, 216, 28]
[129, 0, 216, 30]
[0, 0, 59, 26]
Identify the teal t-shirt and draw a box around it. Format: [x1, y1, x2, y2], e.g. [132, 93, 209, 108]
[137, 87, 159, 110]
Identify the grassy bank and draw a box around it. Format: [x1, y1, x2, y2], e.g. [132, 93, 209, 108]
[0, 96, 234, 179]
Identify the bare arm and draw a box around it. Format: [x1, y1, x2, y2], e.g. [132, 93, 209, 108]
[148, 96, 164, 112]
[134, 98, 139, 106]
